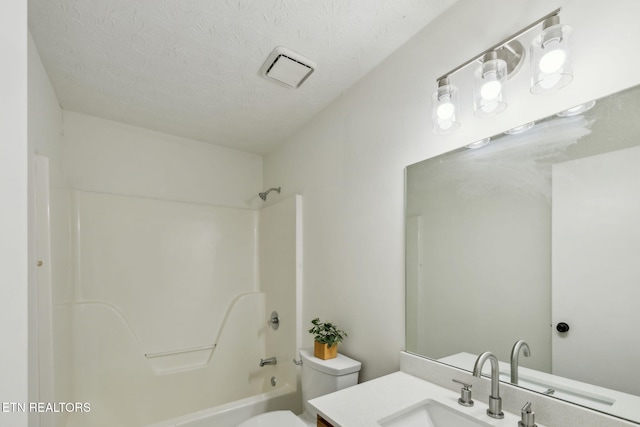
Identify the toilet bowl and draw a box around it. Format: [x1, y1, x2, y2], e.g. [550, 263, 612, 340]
[237, 348, 361, 427]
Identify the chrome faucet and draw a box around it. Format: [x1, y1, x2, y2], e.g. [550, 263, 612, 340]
[510, 340, 531, 384]
[473, 351, 504, 419]
[259, 357, 277, 367]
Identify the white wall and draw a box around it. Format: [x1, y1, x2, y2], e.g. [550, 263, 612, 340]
[263, 0, 640, 382]
[61, 111, 262, 209]
[0, 1, 28, 426]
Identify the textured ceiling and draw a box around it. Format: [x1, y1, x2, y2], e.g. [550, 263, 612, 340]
[29, 0, 456, 154]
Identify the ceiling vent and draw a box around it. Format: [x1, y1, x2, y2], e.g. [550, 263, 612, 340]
[260, 47, 316, 89]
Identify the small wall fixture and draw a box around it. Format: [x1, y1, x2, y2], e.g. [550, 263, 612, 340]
[474, 51, 508, 117]
[465, 137, 490, 149]
[432, 77, 460, 133]
[504, 121, 535, 135]
[431, 8, 573, 133]
[530, 15, 573, 94]
[556, 100, 595, 117]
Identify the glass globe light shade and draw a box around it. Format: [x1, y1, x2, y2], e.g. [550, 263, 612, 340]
[474, 54, 507, 117]
[531, 21, 573, 94]
[432, 79, 460, 134]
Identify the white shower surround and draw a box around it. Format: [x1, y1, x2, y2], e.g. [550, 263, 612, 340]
[37, 112, 303, 426]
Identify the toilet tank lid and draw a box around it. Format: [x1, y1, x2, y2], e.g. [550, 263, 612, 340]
[299, 348, 361, 376]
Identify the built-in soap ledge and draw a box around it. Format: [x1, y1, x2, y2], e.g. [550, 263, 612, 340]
[144, 344, 215, 374]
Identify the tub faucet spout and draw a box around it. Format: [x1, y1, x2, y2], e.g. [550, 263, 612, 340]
[259, 357, 277, 367]
[473, 351, 504, 419]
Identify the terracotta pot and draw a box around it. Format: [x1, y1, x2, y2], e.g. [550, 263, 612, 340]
[314, 340, 338, 360]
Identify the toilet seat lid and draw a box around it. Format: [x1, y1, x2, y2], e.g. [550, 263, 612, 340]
[236, 410, 307, 427]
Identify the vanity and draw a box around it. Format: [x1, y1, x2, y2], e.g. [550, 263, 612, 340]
[312, 371, 545, 426]
[310, 352, 637, 427]
[312, 371, 538, 427]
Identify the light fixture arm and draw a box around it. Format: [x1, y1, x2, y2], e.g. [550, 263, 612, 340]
[480, 51, 499, 74]
[540, 15, 564, 47]
[436, 77, 451, 99]
[436, 8, 561, 82]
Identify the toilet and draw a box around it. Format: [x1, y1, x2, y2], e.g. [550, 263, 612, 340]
[237, 348, 361, 427]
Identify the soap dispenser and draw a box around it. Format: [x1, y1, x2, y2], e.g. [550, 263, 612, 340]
[518, 402, 537, 427]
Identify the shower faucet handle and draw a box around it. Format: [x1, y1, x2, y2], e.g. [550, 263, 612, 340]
[452, 379, 474, 407]
[269, 311, 280, 330]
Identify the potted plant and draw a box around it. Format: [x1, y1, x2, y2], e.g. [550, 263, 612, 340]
[308, 318, 348, 360]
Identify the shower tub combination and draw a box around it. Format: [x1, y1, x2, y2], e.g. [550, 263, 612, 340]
[36, 157, 303, 427]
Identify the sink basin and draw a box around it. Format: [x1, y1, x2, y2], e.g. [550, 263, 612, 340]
[378, 399, 492, 427]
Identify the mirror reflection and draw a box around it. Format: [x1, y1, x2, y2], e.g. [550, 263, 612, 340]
[405, 84, 640, 424]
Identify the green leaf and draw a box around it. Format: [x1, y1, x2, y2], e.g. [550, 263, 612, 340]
[308, 318, 348, 345]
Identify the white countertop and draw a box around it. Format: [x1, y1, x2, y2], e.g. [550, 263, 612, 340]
[439, 352, 640, 422]
[309, 371, 547, 427]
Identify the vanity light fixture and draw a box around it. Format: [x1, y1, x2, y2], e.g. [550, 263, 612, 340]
[474, 51, 508, 117]
[431, 8, 572, 134]
[432, 77, 460, 133]
[465, 137, 490, 149]
[530, 15, 573, 94]
[556, 100, 596, 117]
[504, 121, 535, 134]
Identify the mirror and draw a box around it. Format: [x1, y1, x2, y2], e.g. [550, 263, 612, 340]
[405, 84, 640, 424]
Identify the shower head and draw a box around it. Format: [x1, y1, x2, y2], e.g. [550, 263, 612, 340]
[259, 187, 281, 201]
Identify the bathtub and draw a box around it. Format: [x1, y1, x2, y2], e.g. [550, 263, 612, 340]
[146, 384, 301, 427]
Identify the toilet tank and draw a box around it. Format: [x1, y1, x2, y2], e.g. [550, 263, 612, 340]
[299, 348, 361, 415]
